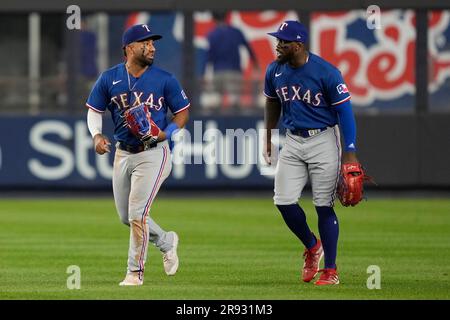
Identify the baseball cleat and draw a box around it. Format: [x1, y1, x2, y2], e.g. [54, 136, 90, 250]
[315, 268, 340, 285]
[302, 239, 324, 282]
[163, 231, 179, 276]
[119, 272, 143, 286]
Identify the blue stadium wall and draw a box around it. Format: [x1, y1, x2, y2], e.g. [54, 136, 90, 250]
[0, 115, 449, 189]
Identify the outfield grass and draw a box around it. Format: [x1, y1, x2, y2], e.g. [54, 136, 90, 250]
[0, 197, 449, 299]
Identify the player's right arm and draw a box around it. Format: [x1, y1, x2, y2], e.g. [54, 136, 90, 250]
[263, 62, 281, 165]
[264, 98, 281, 165]
[87, 109, 111, 155]
[86, 72, 111, 155]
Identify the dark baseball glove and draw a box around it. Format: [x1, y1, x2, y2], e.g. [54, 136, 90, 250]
[337, 163, 374, 207]
[123, 103, 161, 149]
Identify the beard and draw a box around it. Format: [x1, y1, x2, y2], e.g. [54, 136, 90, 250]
[276, 55, 288, 64]
[135, 54, 153, 67]
[135, 45, 154, 67]
[275, 47, 292, 64]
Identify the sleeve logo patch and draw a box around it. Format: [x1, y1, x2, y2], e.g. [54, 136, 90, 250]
[337, 83, 349, 94]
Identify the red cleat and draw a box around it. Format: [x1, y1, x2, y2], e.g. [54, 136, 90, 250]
[302, 239, 323, 282]
[315, 268, 340, 285]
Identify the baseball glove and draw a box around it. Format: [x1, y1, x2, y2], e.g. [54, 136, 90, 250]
[123, 103, 160, 149]
[337, 163, 374, 207]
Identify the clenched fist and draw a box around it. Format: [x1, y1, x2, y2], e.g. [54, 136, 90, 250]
[93, 133, 111, 155]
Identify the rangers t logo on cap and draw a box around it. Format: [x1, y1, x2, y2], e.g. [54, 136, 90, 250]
[267, 20, 308, 43]
[122, 24, 163, 48]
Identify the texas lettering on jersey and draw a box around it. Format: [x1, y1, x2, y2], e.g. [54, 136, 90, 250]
[110, 92, 165, 111]
[275, 85, 323, 106]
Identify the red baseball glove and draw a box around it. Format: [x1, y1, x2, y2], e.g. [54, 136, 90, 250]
[337, 163, 374, 207]
[123, 103, 160, 149]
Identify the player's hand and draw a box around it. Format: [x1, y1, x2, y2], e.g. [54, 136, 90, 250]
[263, 141, 272, 165]
[93, 133, 111, 155]
[342, 152, 360, 176]
[157, 130, 167, 142]
[342, 151, 358, 164]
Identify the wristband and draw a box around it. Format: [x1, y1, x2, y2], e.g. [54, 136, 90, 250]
[164, 122, 179, 141]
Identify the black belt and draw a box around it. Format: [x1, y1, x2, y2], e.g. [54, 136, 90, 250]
[116, 141, 157, 154]
[290, 127, 328, 138]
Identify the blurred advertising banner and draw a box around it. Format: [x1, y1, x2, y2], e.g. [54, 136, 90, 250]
[311, 10, 448, 111]
[311, 10, 416, 111]
[122, 10, 450, 112]
[0, 116, 277, 189]
[428, 10, 450, 111]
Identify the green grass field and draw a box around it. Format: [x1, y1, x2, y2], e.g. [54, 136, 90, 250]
[0, 197, 449, 300]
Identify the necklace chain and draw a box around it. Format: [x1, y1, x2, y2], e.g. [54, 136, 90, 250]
[126, 64, 138, 92]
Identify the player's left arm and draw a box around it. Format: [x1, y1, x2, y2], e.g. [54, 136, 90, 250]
[334, 99, 358, 164]
[158, 109, 189, 142]
[334, 98, 375, 206]
[326, 70, 358, 164]
[329, 73, 374, 206]
[161, 76, 191, 142]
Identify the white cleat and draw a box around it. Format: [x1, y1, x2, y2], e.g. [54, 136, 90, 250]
[163, 231, 179, 276]
[119, 273, 143, 286]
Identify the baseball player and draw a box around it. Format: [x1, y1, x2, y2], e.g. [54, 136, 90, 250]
[263, 21, 361, 285]
[85, 24, 190, 286]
